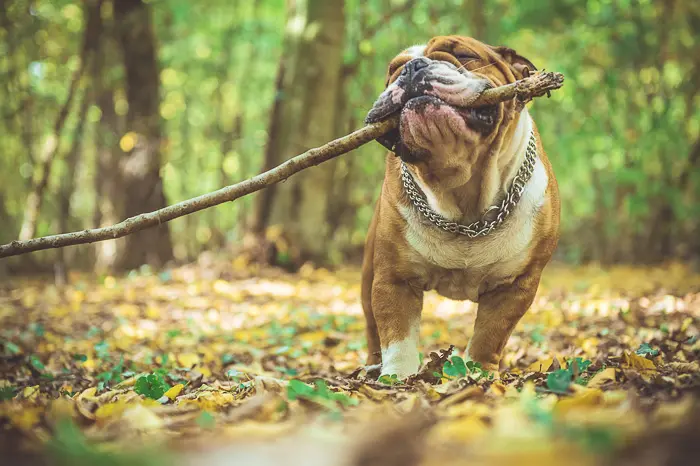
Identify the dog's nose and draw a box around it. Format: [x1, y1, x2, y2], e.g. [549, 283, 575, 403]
[402, 58, 431, 79]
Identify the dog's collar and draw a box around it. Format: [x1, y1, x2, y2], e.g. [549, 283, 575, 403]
[400, 130, 538, 238]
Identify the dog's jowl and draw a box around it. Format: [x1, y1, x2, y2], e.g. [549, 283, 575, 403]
[361, 36, 560, 379]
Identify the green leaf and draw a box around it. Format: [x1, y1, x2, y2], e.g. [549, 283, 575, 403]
[134, 373, 171, 400]
[29, 322, 45, 337]
[287, 379, 357, 409]
[546, 369, 572, 394]
[72, 354, 88, 362]
[226, 369, 241, 380]
[443, 355, 468, 378]
[635, 343, 659, 357]
[3, 341, 20, 355]
[378, 374, 400, 385]
[196, 411, 216, 429]
[94, 341, 110, 360]
[287, 379, 314, 400]
[29, 355, 45, 372]
[221, 354, 235, 364]
[0, 386, 17, 400]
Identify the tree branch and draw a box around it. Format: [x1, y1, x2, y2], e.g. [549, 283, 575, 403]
[0, 72, 564, 259]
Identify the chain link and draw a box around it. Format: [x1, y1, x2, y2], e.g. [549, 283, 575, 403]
[400, 131, 538, 238]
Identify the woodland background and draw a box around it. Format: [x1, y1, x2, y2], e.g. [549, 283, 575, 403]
[1, 0, 699, 273]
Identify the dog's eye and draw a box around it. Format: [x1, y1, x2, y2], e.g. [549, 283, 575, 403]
[454, 53, 479, 62]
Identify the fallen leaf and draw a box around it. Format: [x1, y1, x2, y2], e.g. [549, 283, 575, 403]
[622, 351, 656, 370]
[587, 368, 617, 388]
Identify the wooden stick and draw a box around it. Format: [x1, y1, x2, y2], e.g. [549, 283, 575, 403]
[0, 72, 564, 259]
[472, 71, 564, 107]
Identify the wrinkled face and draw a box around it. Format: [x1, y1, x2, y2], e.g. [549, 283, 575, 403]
[367, 36, 536, 181]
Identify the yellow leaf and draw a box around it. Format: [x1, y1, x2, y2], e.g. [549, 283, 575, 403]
[681, 317, 692, 333]
[555, 388, 604, 414]
[199, 366, 212, 378]
[95, 401, 130, 421]
[527, 358, 553, 372]
[358, 384, 392, 401]
[82, 357, 96, 371]
[178, 353, 200, 368]
[47, 398, 76, 424]
[622, 351, 656, 370]
[9, 406, 41, 430]
[299, 331, 327, 344]
[77, 387, 98, 401]
[431, 415, 488, 442]
[487, 382, 507, 397]
[21, 385, 40, 401]
[587, 367, 617, 388]
[163, 384, 184, 400]
[121, 404, 163, 431]
[145, 306, 161, 319]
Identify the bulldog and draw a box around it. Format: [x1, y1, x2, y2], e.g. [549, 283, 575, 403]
[361, 36, 560, 378]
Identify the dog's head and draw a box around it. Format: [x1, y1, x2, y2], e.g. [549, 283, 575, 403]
[367, 36, 536, 189]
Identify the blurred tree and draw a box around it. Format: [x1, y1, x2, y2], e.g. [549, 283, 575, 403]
[112, 0, 173, 270]
[17, 0, 102, 241]
[251, 0, 346, 265]
[1, 0, 699, 271]
[92, 5, 123, 271]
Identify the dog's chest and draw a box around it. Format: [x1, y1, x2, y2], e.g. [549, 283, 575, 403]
[401, 157, 549, 301]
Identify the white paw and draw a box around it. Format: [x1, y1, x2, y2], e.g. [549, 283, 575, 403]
[380, 331, 420, 380]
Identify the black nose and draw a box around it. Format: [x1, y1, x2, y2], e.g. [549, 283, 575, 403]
[402, 58, 430, 79]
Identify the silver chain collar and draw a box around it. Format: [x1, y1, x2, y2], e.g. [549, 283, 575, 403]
[400, 131, 538, 238]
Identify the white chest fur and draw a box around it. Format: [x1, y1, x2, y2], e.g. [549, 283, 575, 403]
[399, 112, 549, 300]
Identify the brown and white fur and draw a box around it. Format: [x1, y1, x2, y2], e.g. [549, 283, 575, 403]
[361, 36, 560, 378]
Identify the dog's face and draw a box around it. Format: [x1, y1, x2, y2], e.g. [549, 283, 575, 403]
[367, 36, 536, 189]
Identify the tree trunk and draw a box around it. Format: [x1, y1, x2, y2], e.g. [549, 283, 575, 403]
[92, 3, 123, 271]
[257, 0, 346, 265]
[250, 55, 288, 236]
[113, 0, 173, 270]
[17, 0, 102, 241]
[56, 89, 92, 284]
[465, 0, 488, 42]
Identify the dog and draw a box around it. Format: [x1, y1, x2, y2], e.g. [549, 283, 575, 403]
[361, 36, 560, 378]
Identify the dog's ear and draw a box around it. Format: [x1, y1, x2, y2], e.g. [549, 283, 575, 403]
[490, 46, 537, 79]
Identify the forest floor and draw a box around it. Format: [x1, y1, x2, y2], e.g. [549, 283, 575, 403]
[1, 254, 699, 466]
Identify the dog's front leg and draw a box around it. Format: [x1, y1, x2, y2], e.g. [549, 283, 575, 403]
[467, 268, 542, 371]
[371, 273, 424, 379]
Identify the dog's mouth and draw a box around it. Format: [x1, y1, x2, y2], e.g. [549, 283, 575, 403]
[375, 96, 499, 154]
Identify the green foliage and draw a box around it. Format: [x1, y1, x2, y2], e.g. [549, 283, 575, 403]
[546, 358, 593, 394]
[49, 418, 168, 466]
[196, 411, 216, 429]
[3, 341, 21, 355]
[635, 343, 659, 357]
[287, 379, 358, 410]
[0, 386, 17, 401]
[96, 357, 125, 390]
[443, 355, 468, 378]
[443, 355, 492, 380]
[134, 373, 171, 400]
[522, 391, 620, 453]
[29, 354, 46, 372]
[378, 374, 400, 385]
[94, 341, 110, 360]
